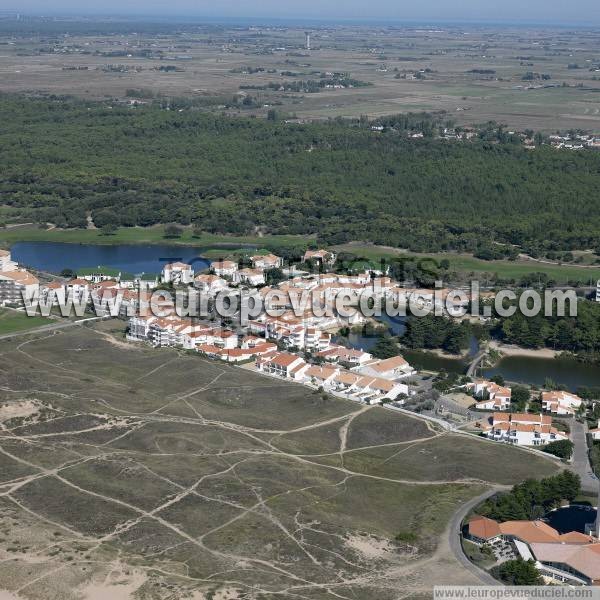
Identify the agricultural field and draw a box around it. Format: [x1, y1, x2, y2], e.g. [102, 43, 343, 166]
[1, 20, 600, 131]
[0, 321, 560, 599]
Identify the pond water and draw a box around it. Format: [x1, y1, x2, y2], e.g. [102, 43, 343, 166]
[10, 241, 211, 276]
[545, 505, 597, 534]
[483, 355, 600, 392]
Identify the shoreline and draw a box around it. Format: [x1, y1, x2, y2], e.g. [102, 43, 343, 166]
[489, 340, 559, 359]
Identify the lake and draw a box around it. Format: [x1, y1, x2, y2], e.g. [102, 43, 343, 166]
[483, 355, 600, 392]
[10, 241, 211, 276]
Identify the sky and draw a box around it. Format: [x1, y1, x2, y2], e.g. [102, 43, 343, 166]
[6, 0, 600, 26]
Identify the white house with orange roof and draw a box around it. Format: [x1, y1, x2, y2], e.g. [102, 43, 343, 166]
[162, 262, 194, 285]
[211, 260, 238, 278]
[0, 249, 17, 272]
[468, 380, 512, 411]
[0, 269, 39, 305]
[358, 355, 416, 380]
[541, 390, 583, 416]
[304, 365, 340, 387]
[233, 268, 266, 287]
[256, 352, 308, 380]
[251, 254, 283, 270]
[40, 280, 66, 306]
[482, 412, 568, 446]
[317, 345, 373, 366]
[194, 273, 228, 294]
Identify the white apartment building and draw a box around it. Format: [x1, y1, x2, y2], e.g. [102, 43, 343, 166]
[0, 270, 39, 305]
[162, 262, 194, 285]
[541, 390, 583, 415]
[483, 413, 568, 446]
[0, 249, 17, 272]
[211, 260, 238, 278]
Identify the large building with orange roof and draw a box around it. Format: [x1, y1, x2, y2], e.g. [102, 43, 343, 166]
[467, 515, 600, 585]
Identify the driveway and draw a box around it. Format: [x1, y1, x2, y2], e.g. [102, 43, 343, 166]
[570, 419, 598, 495]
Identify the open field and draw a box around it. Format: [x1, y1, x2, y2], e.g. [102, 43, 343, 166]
[1, 21, 600, 131]
[0, 309, 50, 335]
[0, 320, 560, 599]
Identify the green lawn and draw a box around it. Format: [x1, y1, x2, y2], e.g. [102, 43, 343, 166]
[0, 309, 50, 334]
[333, 243, 600, 284]
[0, 225, 311, 249]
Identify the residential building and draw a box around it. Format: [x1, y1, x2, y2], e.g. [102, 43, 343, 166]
[256, 352, 308, 380]
[0, 270, 39, 305]
[251, 254, 283, 270]
[233, 268, 266, 287]
[542, 390, 583, 416]
[303, 249, 336, 265]
[358, 355, 416, 380]
[0, 249, 17, 272]
[40, 281, 66, 306]
[212, 260, 238, 277]
[317, 345, 373, 366]
[482, 412, 568, 446]
[468, 380, 512, 411]
[193, 274, 228, 294]
[162, 262, 194, 285]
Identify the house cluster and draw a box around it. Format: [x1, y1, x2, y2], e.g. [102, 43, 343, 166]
[468, 515, 600, 586]
[256, 352, 412, 404]
[121, 249, 418, 405]
[480, 412, 568, 447]
[548, 134, 600, 150]
[0, 250, 39, 306]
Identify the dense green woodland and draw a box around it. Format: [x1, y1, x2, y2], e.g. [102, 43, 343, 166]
[3, 96, 600, 253]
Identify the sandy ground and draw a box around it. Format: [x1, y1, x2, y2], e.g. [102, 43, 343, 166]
[445, 393, 476, 409]
[489, 340, 559, 359]
[0, 400, 40, 422]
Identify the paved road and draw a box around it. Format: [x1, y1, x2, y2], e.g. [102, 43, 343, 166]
[448, 488, 502, 586]
[0, 316, 106, 342]
[570, 419, 599, 494]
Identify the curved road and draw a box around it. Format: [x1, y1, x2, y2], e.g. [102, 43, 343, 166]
[448, 488, 502, 586]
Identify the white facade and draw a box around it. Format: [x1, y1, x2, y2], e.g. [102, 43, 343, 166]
[162, 262, 194, 285]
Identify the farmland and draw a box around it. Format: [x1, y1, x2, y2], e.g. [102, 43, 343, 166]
[0, 321, 560, 599]
[2, 20, 600, 131]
